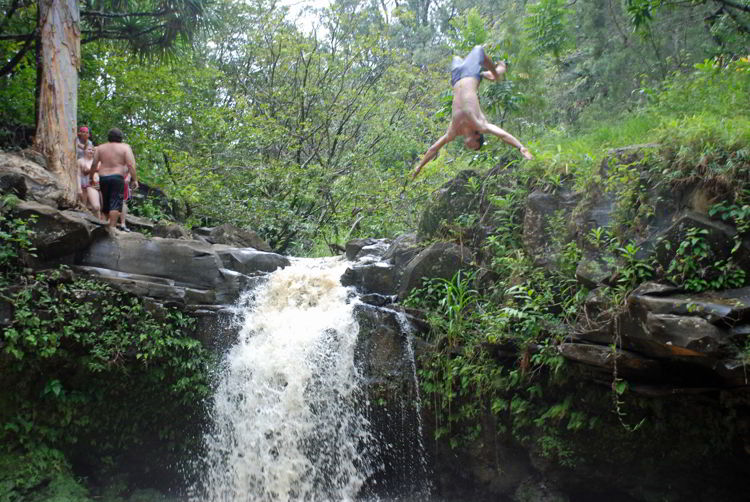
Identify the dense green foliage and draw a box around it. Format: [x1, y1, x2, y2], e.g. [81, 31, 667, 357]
[0, 256, 214, 499]
[1, 0, 749, 498]
[0, 195, 36, 284]
[403, 57, 750, 494]
[5, 0, 747, 253]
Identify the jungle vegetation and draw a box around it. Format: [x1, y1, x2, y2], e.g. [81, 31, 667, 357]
[1, 0, 747, 253]
[1, 0, 748, 500]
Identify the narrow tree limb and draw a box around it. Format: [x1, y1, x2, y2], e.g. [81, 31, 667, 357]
[81, 23, 169, 44]
[716, 0, 750, 13]
[721, 3, 750, 33]
[81, 9, 172, 19]
[0, 31, 35, 77]
[0, 33, 34, 40]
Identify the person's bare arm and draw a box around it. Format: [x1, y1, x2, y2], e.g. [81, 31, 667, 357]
[412, 132, 454, 179]
[126, 145, 138, 189]
[481, 122, 533, 160]
[91, 148, 100, 173]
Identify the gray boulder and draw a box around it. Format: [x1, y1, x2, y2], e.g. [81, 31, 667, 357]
[206, 223, 272, 252]
[187, 305, 239, 351]
[575, 249, 615, 289]
[621, 293, 733, 360]
[79, 233, 226, 290]
[341, 262, 397, 295]
[0, 151, 67, 207]
[345, 237, 391, 261]
[558, 342, 662, 380]
[152, 222, 191, 239]
[11, 200, 106, 264]
[354, 303, 432, 497]
[213, 244, 290, 275]
[346, 238, 378, 260]
[648, 210, 749, 274]
[74, 265, 219, 305]
[564, 282, 750, 387]
[397, 241, 474, 300]
[628, 283, 750, 326]
[522, 188, 580, 270]
[123, 214, 155, 233]
[76, 233, 272, 305]
[418, 169, 481, 240]
[382, 233, 422, 268]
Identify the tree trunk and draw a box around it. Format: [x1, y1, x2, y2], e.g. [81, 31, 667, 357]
[32, 0, 80, 206]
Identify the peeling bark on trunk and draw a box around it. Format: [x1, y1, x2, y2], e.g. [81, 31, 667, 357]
[32, 0, 80, 207]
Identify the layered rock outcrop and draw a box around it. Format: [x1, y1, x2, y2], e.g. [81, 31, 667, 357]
[344, 146, 750, 501]
[1, 153, 290, 357]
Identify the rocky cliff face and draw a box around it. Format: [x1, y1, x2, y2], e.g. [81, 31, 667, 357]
[1, 151, 291, 332]
[342, 146, 750, 501]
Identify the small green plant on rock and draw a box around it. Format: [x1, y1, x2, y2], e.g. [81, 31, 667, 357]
[616, 242, 654, 290]
[0, 195, 36, 285]
[664, 227, 746, 292]
[709, 197, 750, 236]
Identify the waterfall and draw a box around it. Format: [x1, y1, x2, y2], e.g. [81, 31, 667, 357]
[193, 257, 375, 502]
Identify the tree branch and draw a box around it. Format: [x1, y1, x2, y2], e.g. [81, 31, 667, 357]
[0, 30, 35, 77]
[715, 0, 750, 13]
[721, 2, 750, 33]
[80, 9, 173, 19]
[0, 33, 34, 41]
[81, 23, 169, 45]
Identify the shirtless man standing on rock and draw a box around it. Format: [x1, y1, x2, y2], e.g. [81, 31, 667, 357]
[92, 128, 139, 229]
[412, 45, 533, 179]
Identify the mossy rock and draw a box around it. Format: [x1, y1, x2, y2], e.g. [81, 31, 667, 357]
[418, 169, 481, 241]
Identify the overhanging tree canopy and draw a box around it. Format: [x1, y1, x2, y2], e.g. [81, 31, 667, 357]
[0, 0, 210, 203]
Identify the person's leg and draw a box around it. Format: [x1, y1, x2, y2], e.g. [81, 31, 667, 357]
[99, 175, 125, 229]
[79, 185, 89, 207]
[86, 186, 101, 220]
[108, 209, 120, 228]
[119, 182, 130, 230]
[100, 176, 112, 227]
[119, 201, 128, 229]
[98, 190, 105, 222]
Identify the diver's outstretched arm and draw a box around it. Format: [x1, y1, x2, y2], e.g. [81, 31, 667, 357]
[481, 122, 533, 159]
[412, 132, 455, 179]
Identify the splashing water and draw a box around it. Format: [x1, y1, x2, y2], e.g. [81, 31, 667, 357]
[193, 257, 375, 502]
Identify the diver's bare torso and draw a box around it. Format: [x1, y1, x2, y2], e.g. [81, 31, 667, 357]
[448, 77, 487, 138]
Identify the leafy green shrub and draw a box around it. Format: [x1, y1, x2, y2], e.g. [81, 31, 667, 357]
[661, 227, 746, 292]
[1, 270, 215, 487]
[709, 196, 750, 236]
[0, 447, 92, 502]
[129, 198, 170, 222]
[0, 194, 36, 285]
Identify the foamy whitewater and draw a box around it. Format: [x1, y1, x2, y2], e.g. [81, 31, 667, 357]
[193, 257, 374, 502]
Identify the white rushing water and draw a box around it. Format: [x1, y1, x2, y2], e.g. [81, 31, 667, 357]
[194, 257, 375, 502]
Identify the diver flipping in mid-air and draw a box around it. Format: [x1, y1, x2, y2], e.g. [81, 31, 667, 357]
[412, 45, 533, 179]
